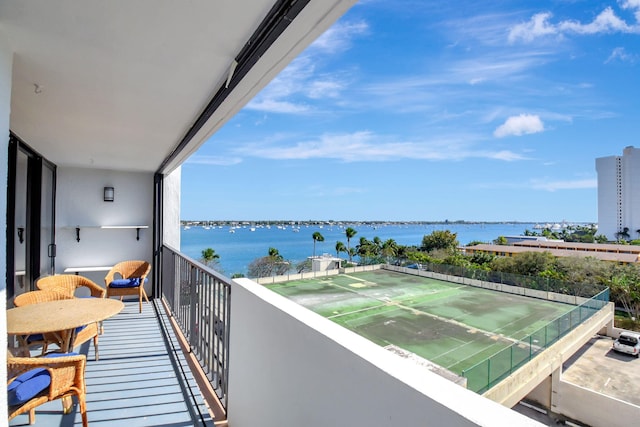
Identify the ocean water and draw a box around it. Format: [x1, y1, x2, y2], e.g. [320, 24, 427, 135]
[179, 222, 538, 276]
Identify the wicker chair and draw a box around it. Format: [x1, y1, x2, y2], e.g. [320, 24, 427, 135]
[13, 290, 101, 361]
[37, 274, 107, 299]
[8, 352, 88, 427]
[12, 291, 68, 356]
[105, 260, 151, 313]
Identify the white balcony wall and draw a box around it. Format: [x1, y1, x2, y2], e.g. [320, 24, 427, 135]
[229, 278, 543, 427]
[1, 28, 13, 410]
[55, 167, 153, 289]
[163, 166, 181, 249]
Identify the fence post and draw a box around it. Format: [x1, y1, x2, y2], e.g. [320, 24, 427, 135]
[529, 335, 532, 359]
[190, 265, 198, 349]
[510, 346, 513, 374]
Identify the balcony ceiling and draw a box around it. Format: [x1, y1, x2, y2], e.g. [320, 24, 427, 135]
[1, 0, 355, 173]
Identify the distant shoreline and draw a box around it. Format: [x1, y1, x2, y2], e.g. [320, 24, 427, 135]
[180, 219, 596, 227]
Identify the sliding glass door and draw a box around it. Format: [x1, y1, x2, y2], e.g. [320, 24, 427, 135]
[7, 133, 56, 300]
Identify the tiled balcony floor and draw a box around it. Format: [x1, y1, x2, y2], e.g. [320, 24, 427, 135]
[10, 300, 214, 426]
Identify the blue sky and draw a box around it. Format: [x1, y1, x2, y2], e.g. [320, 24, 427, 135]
[181, 0, 640, 222]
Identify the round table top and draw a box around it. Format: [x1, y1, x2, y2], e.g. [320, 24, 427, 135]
[7, 298, 124, 335]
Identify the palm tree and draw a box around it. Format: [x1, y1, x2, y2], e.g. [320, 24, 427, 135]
[268, 247, 283, 260]
[200, 247, 220, 267]
[335, 241, 347, 258]
[381, 239, 398, 262]
[616, 227, 631, 242]
[312, 231, 324, 257]
[345, 227, 357, 262]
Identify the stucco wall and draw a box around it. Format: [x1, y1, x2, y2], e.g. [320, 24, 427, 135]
[55, 167, 153, 291]
[162, 166, 181, 249]
[228, 278, 543, 427]
[555, 380, 639, 427]
[0, 27, 13, 412]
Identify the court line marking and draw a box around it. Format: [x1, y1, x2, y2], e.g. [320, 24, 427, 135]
[286, 273, 567, 367]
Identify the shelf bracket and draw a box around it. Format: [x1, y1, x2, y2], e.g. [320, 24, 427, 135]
[136, 227, 141, 241]
[76, 227, 81, 242]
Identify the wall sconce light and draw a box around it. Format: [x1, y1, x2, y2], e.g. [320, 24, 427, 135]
[104, 186, 114, 202]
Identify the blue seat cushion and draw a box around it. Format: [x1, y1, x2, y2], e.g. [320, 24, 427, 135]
[26, 333, 45, 343]
[8, 368, 51, 406]
[110, 278, 140, 288]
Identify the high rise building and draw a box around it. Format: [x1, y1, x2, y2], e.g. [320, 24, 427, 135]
[596, 146, 640, 240]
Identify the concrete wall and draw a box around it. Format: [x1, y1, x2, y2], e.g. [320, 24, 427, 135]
[525, 376, 552, 408]
[0, 27, 13, 411]
[163, 166, 181, 249]
[484, 303, 614, 407]
[255, 263, 379, 284]
[555, 379, 640, 427]
[228, 278, 544, 427]
[55, 167, 153, 292]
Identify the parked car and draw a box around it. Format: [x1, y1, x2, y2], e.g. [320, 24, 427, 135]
[612, 331, 640, 358]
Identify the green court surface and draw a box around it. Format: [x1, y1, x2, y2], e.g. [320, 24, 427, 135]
[267, 269, 574, 375]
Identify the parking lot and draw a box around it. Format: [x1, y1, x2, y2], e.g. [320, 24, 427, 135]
[562, 335, 640, 406]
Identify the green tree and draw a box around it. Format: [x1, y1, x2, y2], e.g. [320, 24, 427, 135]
[312, 231, 325, 257]
[200, 247, 220, 270]
[493, 236, 508, 245]
[268, 247, 282, 259]
[421, 230, 459, 253]
[609, 265, 640, 320]
[381, 239, 399, 263]
[296, 259, 312, 273]
[615, 227, 631, 242]
[335, 241, 347, 258]
[345, 227, 357, 262]
[248, 247, 290, 278]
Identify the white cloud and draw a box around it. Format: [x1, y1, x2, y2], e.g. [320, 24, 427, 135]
[605, 46, 637, 63]
[622, 0, 640, 22]
[246, 99, 310, 114]
[508, 5, 640, 43]
[529, 178, 597, 191]
[186, 155, 243, 166]
[508, 12, 558, 43]
[559, 7, 632, 34]
[494, 114, 545, 138]
[307, 79, 345, 99]
[310, 20, 369, 53]
[233, 131, 527, 162]
[245, 20, 366, 114]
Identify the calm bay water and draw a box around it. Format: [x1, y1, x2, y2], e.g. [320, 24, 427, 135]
[180, 222, 538, 276]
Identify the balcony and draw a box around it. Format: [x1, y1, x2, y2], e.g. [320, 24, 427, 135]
[9, 249, 547, 427]
[10, 300, 214, 426]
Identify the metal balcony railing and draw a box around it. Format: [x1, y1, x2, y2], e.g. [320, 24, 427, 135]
[160, 245, 231, 410]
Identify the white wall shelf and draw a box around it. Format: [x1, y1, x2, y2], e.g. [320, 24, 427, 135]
[64, 225, 149, 242]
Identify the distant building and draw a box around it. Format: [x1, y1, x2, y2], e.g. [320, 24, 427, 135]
[503, 235, 556, 244]
[596, 146, 640, 241]
[310, 254, 342, 271]
[464, 242, 640, 264]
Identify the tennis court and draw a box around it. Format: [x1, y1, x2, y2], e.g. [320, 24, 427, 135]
[267, 269, 575, 375]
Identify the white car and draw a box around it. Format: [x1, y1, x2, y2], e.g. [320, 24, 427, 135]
[613, 331, 640, 358]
